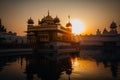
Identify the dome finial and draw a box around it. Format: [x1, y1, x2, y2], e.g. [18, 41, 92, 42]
[68, 15, 70, 22]
[48, 10, 50, 16]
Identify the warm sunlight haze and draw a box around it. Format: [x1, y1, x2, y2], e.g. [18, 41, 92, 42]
[71, 19, 85, 35]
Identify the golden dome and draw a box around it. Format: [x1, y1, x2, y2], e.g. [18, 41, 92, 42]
[40, 11, 54, 24]
[66, 22, 72, 27]
[54, 16, 60, 23]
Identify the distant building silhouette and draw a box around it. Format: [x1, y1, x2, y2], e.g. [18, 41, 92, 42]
[97, 21, 118, 35]
[0, 19, 27, 44]
[80, 21, 120, 47]
[25, 55, 72, 80]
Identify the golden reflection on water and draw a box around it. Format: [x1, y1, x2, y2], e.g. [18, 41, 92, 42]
[0, 55, 119, 80]
[71, 57, 79, 67]
[70, 57, 112, 79]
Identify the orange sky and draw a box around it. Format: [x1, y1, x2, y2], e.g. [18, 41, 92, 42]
[0, 0, 120, 36]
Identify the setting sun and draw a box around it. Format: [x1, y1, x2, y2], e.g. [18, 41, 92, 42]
[71, 19, 85, 34]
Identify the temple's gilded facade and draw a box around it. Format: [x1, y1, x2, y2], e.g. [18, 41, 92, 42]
[27, 11, 72, 49]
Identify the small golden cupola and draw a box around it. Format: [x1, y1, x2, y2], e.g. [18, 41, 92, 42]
[66, 15, 72, 27]
[66, 22, 72, 27]
[53, 16, 60, 24]
[27, 17, 34, 25]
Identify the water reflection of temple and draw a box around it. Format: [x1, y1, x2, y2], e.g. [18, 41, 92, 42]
[101, 49, 120, 78]
[102, 59, 120, 78]
[80, 49, 120, 78]
[1, 51, 120, 79]
[25, 54, 72, 80]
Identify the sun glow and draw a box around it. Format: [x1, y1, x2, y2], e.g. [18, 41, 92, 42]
[71, 19, 85, 34]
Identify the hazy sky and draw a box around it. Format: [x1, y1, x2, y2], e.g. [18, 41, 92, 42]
[0, 0, 120, 36]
